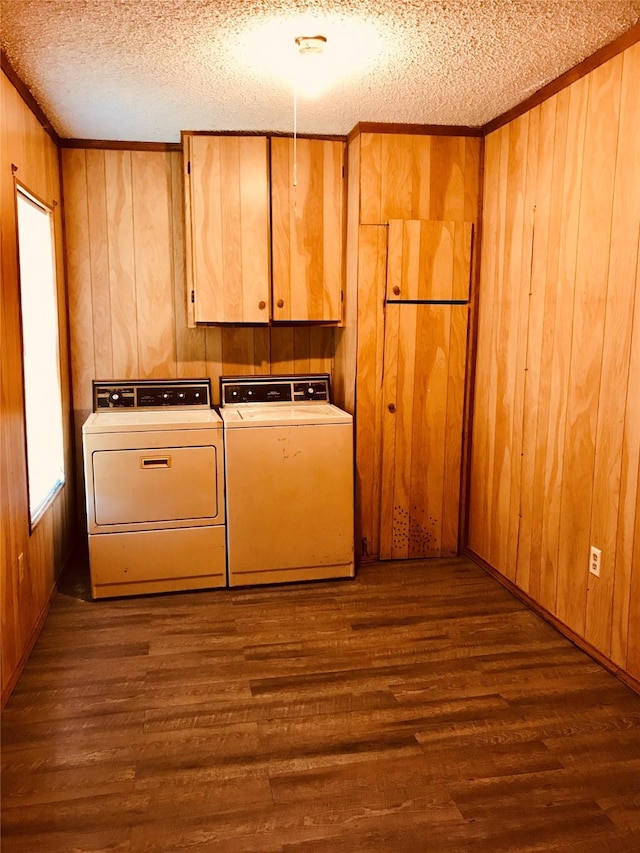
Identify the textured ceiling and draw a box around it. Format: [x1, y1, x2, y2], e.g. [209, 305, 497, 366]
[1, 0, 639, 142]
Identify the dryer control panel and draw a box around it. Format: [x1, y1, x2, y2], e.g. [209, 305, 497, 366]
[93, 379, 211, 410]
[220, 374, 330, 406]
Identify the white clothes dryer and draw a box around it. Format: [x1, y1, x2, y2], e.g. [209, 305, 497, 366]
[82, 379, 226, 599]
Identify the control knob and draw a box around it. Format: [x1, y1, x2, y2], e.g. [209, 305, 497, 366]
[108, 391, 122, 406]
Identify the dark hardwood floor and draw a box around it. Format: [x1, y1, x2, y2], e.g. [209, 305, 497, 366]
[2, 554, 640, 852]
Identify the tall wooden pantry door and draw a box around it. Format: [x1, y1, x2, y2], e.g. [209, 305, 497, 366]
[379, 219, 472, 559]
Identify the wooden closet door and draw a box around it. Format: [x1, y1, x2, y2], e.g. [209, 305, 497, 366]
[386, 219, 473, 301]
[184, 134, 270, 324]
[271, 137, 344, 322]
[380, 302, 468, 559]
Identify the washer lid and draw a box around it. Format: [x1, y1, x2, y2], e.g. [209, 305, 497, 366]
[220, 403, 352, 428]
[83, 409, 223, 433]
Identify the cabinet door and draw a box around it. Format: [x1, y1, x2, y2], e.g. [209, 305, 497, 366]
[386, 219, 473, 301]
[271, 137, 345, 322]
[184, 134, 270, 324]
[380, 303, 468, 559]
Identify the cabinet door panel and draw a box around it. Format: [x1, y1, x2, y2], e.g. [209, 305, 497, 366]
[271, 137, 344, 322]
[185, 135, 270, 324]
[380, 303, 468, 559]
[386, 219, 473, 301]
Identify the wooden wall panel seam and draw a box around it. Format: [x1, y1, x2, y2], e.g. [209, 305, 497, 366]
[520, 99, 556, 604]
[588, 50, 638, 661]
[552, 73, 589, 633]
[614, 227, 640, 671]
[458, 135, 485, 554]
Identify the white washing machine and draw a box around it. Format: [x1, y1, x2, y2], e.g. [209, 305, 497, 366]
[220, 374, 354, 587]
[82, 379, 226, 599]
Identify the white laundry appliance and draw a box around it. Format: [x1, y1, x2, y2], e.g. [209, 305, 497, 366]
[219, 373, 354, 587]
[82, 379, 226, 599]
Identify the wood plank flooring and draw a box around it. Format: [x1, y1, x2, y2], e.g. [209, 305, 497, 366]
[2, 555, 640, 852]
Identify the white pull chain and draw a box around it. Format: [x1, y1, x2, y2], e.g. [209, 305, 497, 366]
[293, 83, 298, 212]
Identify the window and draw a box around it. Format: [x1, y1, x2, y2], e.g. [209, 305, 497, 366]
[16, 186, 65, 526]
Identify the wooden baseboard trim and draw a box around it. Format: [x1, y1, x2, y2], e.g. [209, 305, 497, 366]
[463, 547, 640, 696]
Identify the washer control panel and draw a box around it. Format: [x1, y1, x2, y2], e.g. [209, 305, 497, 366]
[220, 374, 330, 406]
[93, 379, 211, 410]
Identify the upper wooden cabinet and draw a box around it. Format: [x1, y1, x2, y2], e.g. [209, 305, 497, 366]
[359, 133, 477, 225]
[184, 133, 345, 325]
[184, 134, 271, 324]
[386, 219, 473, 302]
[271, 137, 345, 322]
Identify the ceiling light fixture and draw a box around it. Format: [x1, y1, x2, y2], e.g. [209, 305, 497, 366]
[295, 35, 327, 55]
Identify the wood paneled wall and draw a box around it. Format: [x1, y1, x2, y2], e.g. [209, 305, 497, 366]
[1, 72, 75, 705]
[341, 132, 481, 561]
[468, 43, 640, 680]
[61, 148, 336, 518]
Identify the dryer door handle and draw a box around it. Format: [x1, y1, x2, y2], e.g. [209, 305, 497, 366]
[140, 456, 172, 469]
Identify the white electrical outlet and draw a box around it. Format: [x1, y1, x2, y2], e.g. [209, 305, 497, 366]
[589, 546, 601, 578]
